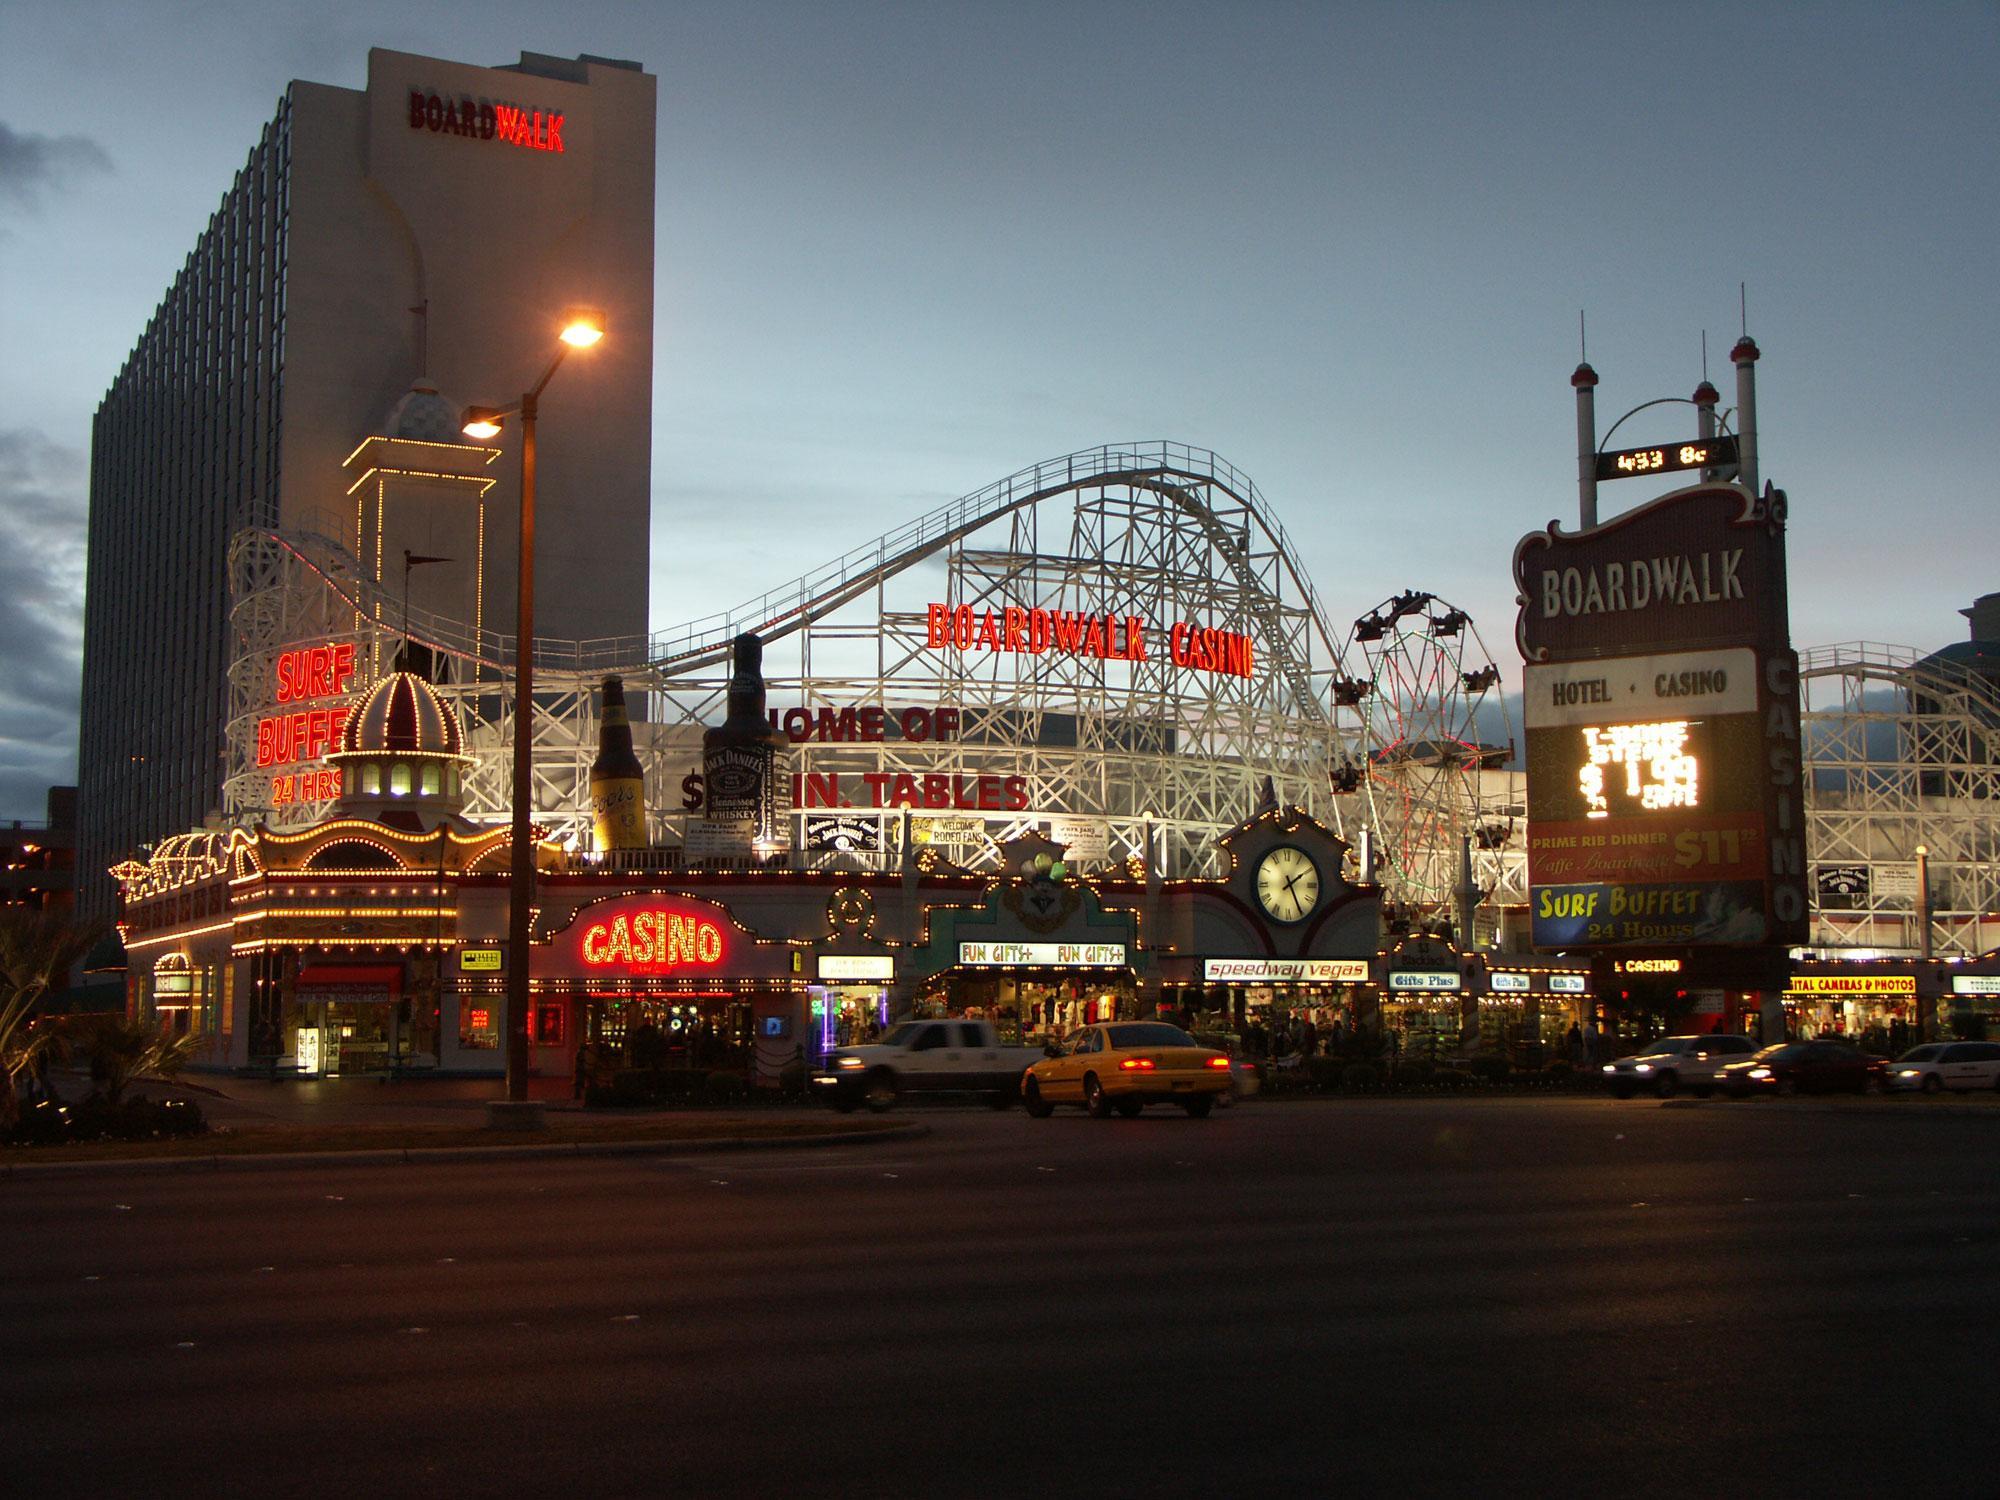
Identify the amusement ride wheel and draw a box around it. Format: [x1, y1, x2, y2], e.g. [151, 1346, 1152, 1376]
[1346, 591, 1511, 919]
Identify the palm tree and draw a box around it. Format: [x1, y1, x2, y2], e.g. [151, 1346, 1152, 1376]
[0, 909, 104, 1131]
[77, 1014, 198, 1104]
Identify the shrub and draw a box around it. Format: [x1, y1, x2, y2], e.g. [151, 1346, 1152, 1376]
[1340, 1062, 1381, 1094]
[1393, 1061, 1436, 1090]
[8, 1093, 205, 1145]
[1542, 1059, 1575, 1085]
[652, 1068, 707, 1099]
[704, 1069, 748, 1103]
[1463, 1055, 1512, 1086]
[602, 1067, 725, 1107]
[607, 1069, 659, 1107]
[1432, 1067, 1476, 1092]
[9, 1098, 73, 1145]
[1260, 1066, 1310, 1096]
[1305, 1057, 1345, 1092]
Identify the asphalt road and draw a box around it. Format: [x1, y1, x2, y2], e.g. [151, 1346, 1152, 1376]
[7, 1095, 1998, 1499]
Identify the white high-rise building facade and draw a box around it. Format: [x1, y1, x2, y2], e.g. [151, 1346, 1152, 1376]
[80, 48, 656, 913]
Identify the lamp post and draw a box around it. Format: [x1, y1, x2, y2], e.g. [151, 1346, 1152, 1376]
[1915, 843, 1933, 1041]
[463, 308, 605, 1103]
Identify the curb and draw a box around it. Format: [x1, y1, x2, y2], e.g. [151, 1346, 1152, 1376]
[0, 1122, 929, 1179]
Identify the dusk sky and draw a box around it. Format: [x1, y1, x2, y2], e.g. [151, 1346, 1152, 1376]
[2, 1, 1995, 820]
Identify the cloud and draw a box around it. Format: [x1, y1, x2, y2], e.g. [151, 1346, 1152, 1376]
[0, 429, 87, 818]
[0, 121, 112, 210]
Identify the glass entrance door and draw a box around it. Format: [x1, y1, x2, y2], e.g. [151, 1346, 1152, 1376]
[325, 1001, 392, 1074]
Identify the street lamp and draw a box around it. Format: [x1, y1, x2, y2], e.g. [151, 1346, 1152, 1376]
[462, 306, 606, 1103]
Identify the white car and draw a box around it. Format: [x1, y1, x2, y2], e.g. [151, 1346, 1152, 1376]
[1601, 1034, 1759, 1097]
[1886, 1040, 2000, 1094]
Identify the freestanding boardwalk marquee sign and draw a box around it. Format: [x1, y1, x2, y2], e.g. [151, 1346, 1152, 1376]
[1516, 340, 1808, 1028]
[1515, 481, 1808, 951]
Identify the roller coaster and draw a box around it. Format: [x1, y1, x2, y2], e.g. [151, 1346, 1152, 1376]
[229, 444, 1424, 884]
[224, 441, 1997, 951]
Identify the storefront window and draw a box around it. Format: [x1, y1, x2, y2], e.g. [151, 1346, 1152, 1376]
[1381, 996, 1462, 1061]
[390, 763, 412, 795]
[459, 997, 500, 1050]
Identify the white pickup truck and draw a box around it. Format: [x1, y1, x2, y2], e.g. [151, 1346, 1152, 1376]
[813, 1019, 1046, 1112]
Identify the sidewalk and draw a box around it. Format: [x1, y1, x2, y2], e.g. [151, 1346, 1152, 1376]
[11, 1068, 913, 1174]
[125, 1069, 585, 1133]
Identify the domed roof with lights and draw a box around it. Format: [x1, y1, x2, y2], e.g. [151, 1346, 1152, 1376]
[380, 377, 464, 444]
[337, 671, 468, 759]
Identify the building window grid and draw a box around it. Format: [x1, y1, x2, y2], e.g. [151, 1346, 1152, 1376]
[79, 92, 291, 916]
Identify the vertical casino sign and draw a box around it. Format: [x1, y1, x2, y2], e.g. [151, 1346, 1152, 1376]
[1513, 482, 1808, 949]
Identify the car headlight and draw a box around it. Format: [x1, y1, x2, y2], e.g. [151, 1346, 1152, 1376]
[1896, 1069, 1921, 1078]
[836, 1056, 864, 1070]
[1601, 1064, 1615, 1073]
[1748, 1067, 1772, 1079]
[1634, 1063, 1653, 1073]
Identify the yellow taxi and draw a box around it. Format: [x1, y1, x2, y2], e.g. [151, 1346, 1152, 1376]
[1021, 1021, 1233, 1118]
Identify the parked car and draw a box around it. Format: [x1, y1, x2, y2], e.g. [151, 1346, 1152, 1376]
[1601, 1034, 1759, 1097]
[1886, 1040, 2000, 1094]
[1715, 1040, 1888, 1097]
[813, 1020, 1044, 1111]
[1022, 1022, 1233, 1118]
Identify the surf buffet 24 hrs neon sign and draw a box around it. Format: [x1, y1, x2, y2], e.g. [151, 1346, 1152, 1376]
[925, 604, 1255, 679]
[259, 642, 358, 806]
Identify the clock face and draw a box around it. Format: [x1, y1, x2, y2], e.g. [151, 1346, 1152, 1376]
[1255, 845, 1320, 924]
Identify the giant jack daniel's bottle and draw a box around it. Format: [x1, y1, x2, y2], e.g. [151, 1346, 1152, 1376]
[702, 633, 785, 848]
[590, 676, 648, 851]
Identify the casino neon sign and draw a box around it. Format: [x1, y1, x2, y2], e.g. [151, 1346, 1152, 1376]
[579, 906, 726, 971]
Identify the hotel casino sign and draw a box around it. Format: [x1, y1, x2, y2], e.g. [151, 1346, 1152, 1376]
[1513, 482, 1807, 950]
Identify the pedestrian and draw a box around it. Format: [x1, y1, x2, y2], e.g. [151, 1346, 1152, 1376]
[1566, 1021, 1584, 1067]
[629, 1015, 666, 1070]
[572, 1038, 594, 1101]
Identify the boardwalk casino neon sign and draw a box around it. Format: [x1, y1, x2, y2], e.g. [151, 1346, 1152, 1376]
[925, 603, 1254, 680]
[409, 91, 565, 153]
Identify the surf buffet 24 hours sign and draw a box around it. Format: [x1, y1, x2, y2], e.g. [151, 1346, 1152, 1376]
[1514, 482, 1807, 950]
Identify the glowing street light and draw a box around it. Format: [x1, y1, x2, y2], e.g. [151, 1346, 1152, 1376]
[461, 305, 606, 1104]
[558, 312, 605, 348]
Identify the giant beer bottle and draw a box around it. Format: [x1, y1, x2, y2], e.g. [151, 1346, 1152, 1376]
[702, 633, 784, 847]
[590, 675, 648, 851]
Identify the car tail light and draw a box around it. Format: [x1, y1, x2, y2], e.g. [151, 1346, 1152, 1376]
[1119, 1057, 1156, 1071]
[1206, 1056, 1231, 1070]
